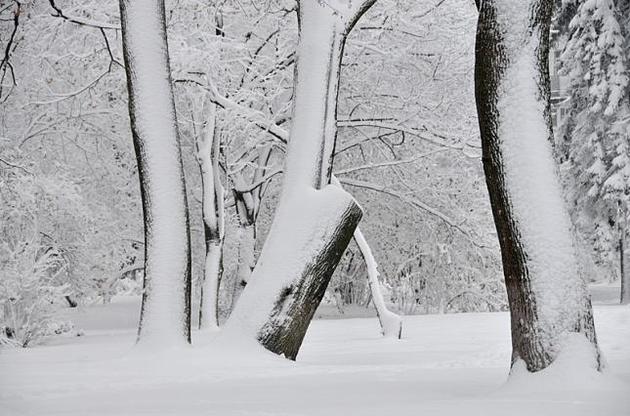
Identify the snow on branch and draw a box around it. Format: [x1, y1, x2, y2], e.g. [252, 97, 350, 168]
[174, 77, 289, 144]
[176, 78, 466, 157]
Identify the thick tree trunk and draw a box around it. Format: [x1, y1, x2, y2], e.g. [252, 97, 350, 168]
[475, 0, 600, 371]
[119, 0, 192, 345]
[250, 191, 361, 359]
[223, 0, 373, 360]
[197, 101, 225, 330]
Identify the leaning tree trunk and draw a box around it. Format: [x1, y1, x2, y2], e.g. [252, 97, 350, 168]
[197, 100, 225, 330]
[475, 0, 600, 371]
[224, 0, 375, 360]
[331, 176, 402, 338]
[120, 0, 192, 345]
[353, 227, 403, 339]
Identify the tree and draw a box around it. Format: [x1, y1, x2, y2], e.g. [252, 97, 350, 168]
[223, 0, 379, 360]
[475, 0, 601, 371]
[119, 0, 192, 345]
[196, 98, 225, 330]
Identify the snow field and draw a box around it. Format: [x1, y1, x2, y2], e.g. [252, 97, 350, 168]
[1, 298, 628, 416]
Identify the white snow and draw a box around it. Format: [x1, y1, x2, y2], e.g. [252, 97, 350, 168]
[1, 299, 628, 416]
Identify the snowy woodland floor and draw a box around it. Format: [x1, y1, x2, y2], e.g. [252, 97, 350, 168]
[1, 290, 629, 416]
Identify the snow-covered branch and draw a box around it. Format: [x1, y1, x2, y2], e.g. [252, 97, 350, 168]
[338, 177, 481, 244]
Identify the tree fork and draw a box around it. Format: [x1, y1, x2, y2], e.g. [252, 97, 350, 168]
[224, 0, 373, 359]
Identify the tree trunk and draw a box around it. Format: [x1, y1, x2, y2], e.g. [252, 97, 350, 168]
[197, 101, 225, 330]
[475, 0, 600, 371]
[620, 230, 629, 304]
[231, 222, 256, 309]
[200, 241, 223, 329]
[223, 0, 373, 360]
[119, 0, 192, 345]
[229, 186, 257, 311]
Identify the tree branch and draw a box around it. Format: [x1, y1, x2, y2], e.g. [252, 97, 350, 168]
[333, 149, 447, 175]
[338, 177, 487, 248]
[0, 1, 20, 102]
[48, 0, 120, 30]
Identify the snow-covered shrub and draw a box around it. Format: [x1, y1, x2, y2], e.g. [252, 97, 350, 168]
[0, 243, 72, 347]
[0, 157, 82, 347]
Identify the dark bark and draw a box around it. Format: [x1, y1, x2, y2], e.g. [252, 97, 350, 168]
[475, 0, 599, 372]
[65, 296, 78, 308]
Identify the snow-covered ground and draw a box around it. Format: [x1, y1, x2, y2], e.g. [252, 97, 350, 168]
[1, 297, 628, 416]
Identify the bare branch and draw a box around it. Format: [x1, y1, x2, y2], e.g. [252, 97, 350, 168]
[48, 0, 120, 30]
[0, 1, 20, 101]
[337, 119, 461, 149]
[0, 157, 30, 174]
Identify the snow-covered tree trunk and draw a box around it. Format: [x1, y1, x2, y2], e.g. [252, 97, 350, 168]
[475, 0, 600, 371]
[620, 213, 630, 304]
[197, 101, 225, 330]
[354, 227, 402, 338]
[620, 234, 628, 304]
[331, 176, 402, 338]
[119, 0, 192, 345]
[224, 0, 374, 360]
